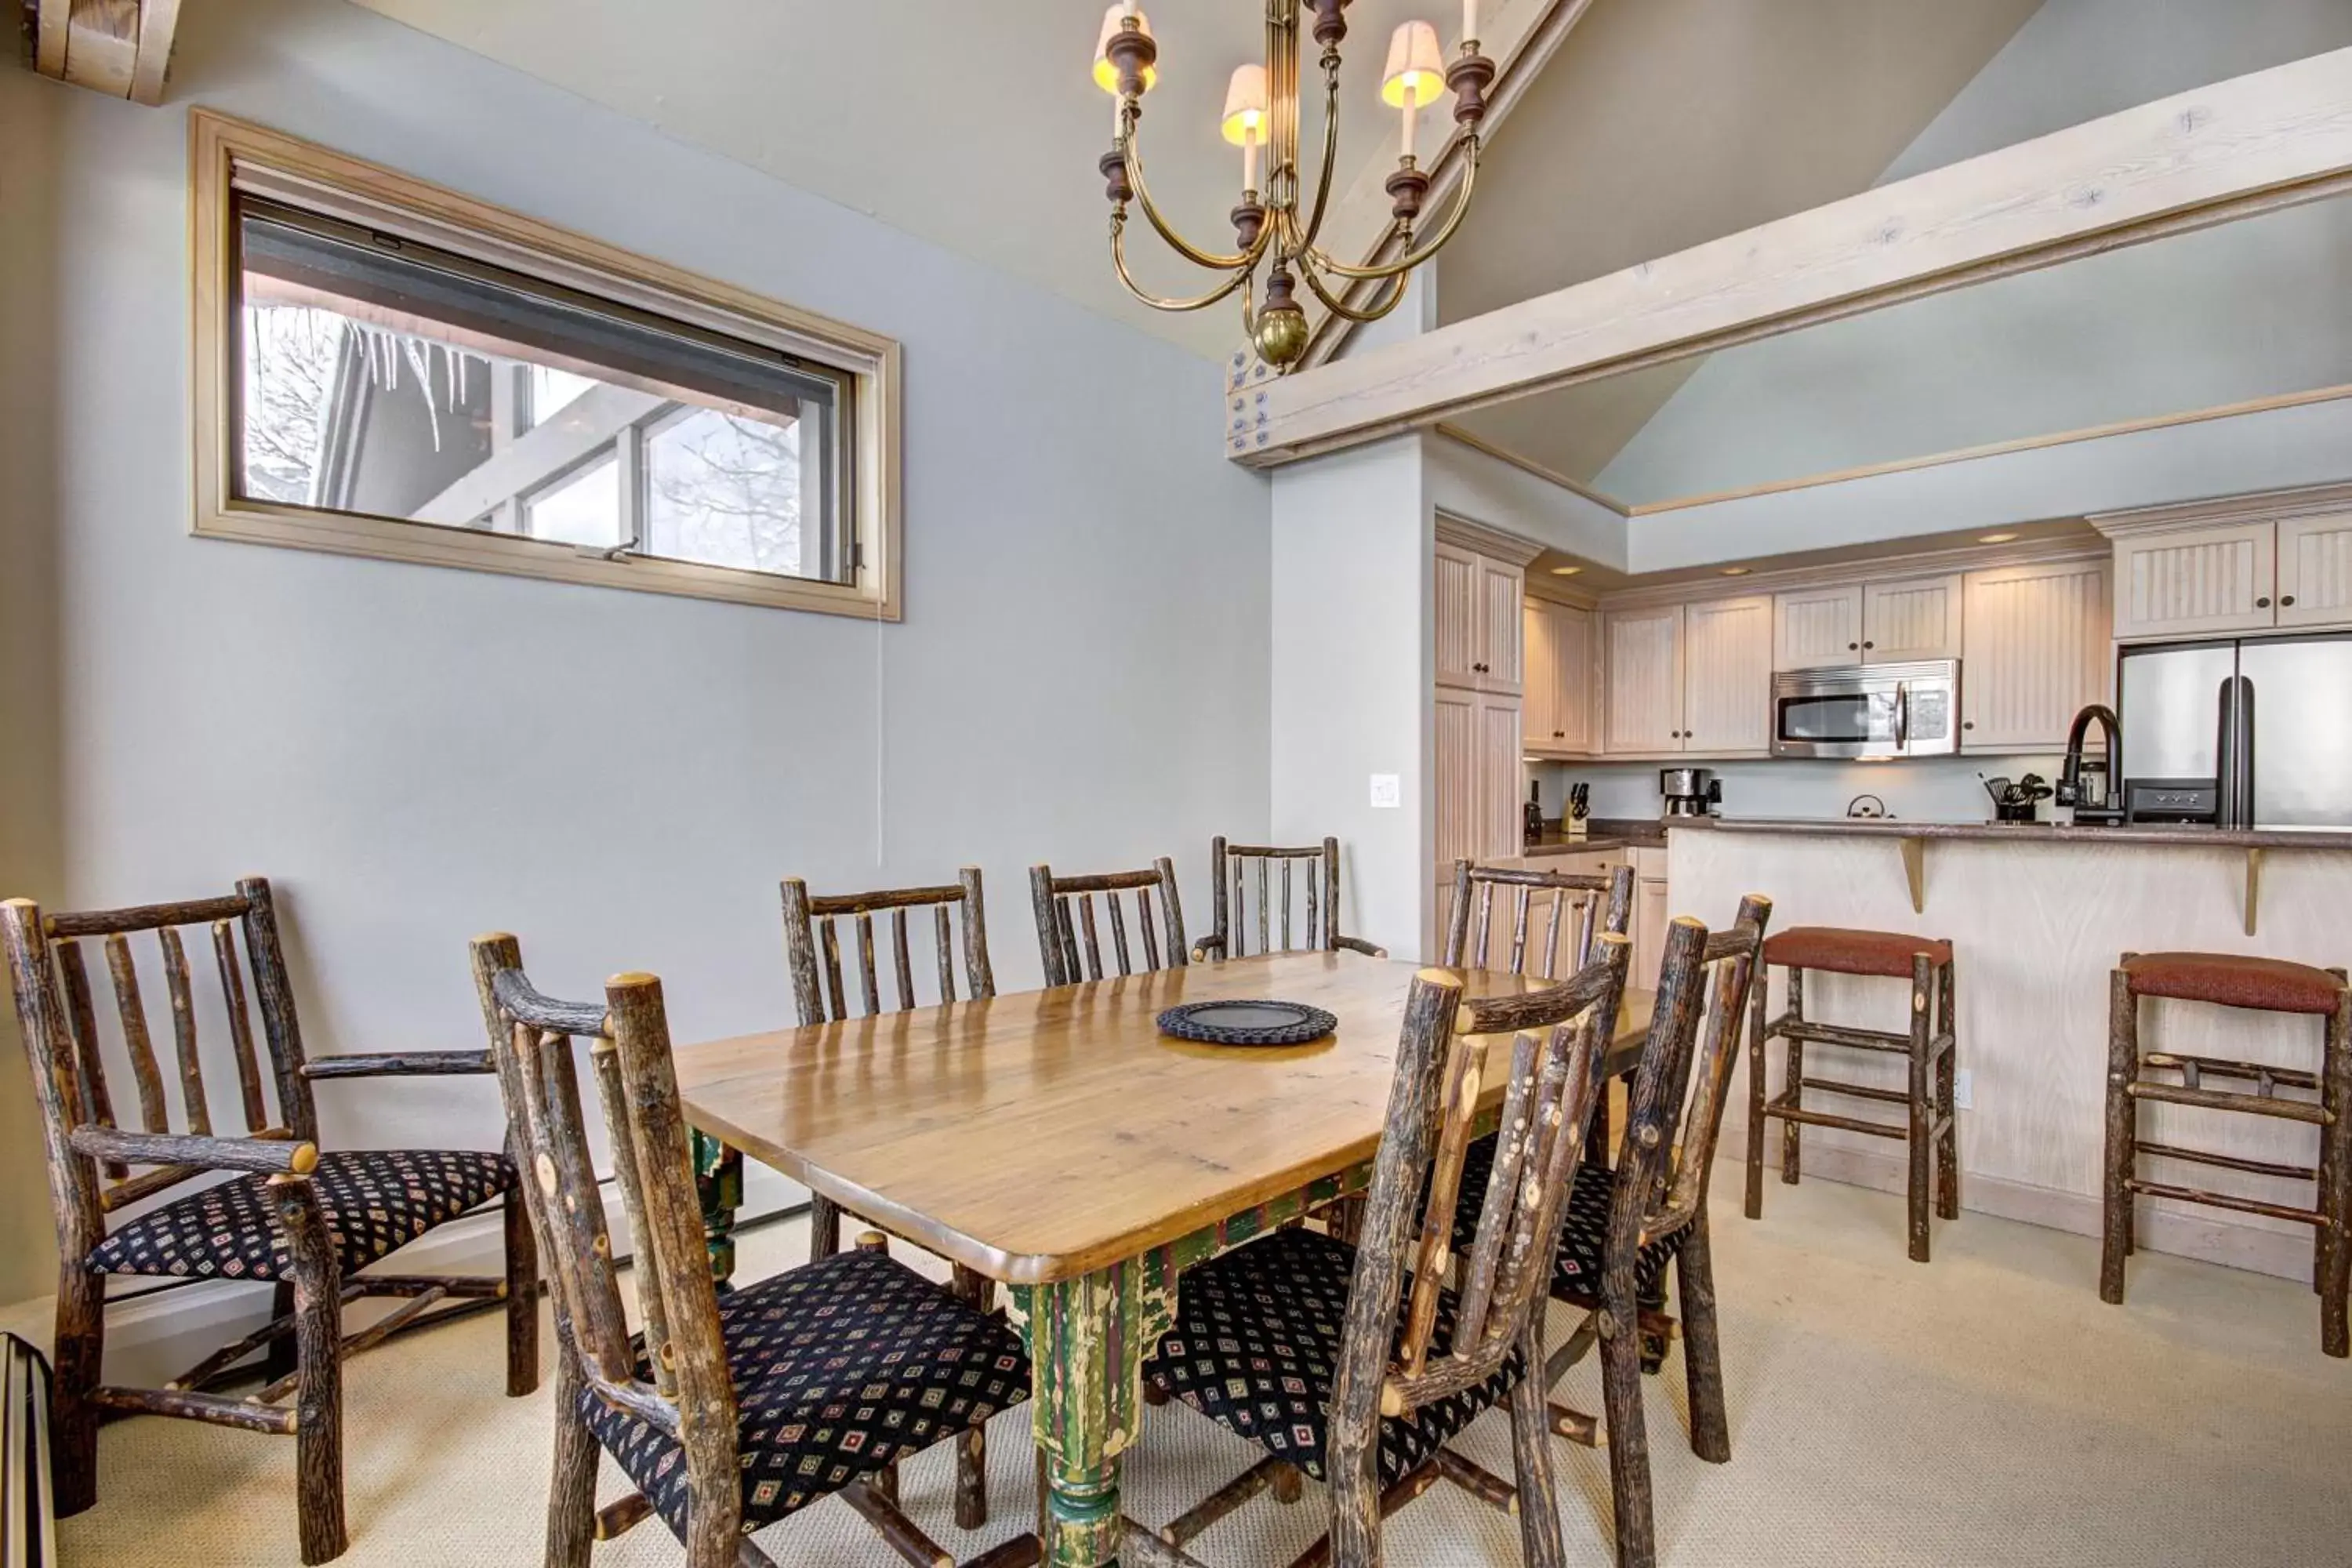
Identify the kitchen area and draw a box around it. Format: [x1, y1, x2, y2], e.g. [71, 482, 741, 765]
[1432, 481, 2352, 1293]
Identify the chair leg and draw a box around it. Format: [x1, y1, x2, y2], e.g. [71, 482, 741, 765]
[952, 1265, 993, 1529]
[1780, 969, 1804, 1186]
[2320, 985, 2350, 1357]
[270, 1175, 349, 1566]
[1907, 955, 1933, 1265]
[2100, 968, 2137, 1306]
[1599, 1302, 1655, 1568]
[1935, 958, 1961, 1222]
[1744, 961, 1769, 1220]
[1507, 1314, 1566, 1568]
[503, 1183, 542, 1397]
[1676, 1218, 1730, 1465]
[49, 1265, 103, 1516]
[808, 1192, 842, 1263]
[546, 1344, 598, 1568]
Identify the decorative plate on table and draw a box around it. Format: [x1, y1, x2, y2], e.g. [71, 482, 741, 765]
[1156, 1000, 1338, 1047]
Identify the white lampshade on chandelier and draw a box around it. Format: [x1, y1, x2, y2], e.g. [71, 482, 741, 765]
[1091, 1, 1495, 371]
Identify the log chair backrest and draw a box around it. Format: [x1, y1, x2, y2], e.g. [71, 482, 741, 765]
[1027, 858, 1186, 987]
[1330, 931, 1634, 1436]
[470, 938, 741, 1552]
[1, 882, 314, 1253]
[1610, 896, 1773, 1260]
[1443, 860, 1632, 981]
[1204, 836, 1343, 958]
[780, 869, 995, 1024]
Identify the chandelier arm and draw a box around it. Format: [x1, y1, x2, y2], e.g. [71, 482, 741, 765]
[1122, 120, 1256, 273]
[1291, 56, 1347, 257]
[1110, 219, 1264, 313]
[1298, 256, 1412, 325]
[1305, 144, 1481, 282]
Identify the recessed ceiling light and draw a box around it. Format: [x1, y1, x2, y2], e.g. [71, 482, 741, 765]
[1719, 566, 1751, 576]
[1549, 565, 1584, 576]
[1980, 532, 2019, 544]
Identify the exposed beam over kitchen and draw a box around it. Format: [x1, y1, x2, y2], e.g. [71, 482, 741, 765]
[1234, 45, 2352, 466]
[31, 0, 183, 105]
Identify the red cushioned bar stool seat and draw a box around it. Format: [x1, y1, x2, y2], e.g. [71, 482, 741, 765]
[1745, 926, 1959, 1262]
[2102, 950, 2350, 1358]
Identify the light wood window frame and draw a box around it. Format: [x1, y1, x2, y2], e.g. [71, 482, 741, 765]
[191, 111, 904, 621]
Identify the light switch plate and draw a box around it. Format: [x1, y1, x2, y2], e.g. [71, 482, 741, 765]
[1369, 774, 1402, 809]
[1953, 1068, 1973, 1111]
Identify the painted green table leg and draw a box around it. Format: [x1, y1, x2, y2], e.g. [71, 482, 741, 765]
[1016, 1258, 1161, 1568]
[691, 1129, 742, 1288]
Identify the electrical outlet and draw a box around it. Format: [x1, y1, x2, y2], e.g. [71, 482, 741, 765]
[1369, 774, 1402, 809]
[1953, 1068, 1973, 1111]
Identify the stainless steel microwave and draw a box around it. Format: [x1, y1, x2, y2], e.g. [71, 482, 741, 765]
[1771, 660, 1960, 760]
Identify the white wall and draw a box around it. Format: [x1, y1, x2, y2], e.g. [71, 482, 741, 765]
[0, 0, 1271, 1306]
[1597, 0, 2352, 509]
[1269, 438, 1430, 960]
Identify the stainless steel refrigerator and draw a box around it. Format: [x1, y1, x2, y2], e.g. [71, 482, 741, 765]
[2118, 633, 2352, 830]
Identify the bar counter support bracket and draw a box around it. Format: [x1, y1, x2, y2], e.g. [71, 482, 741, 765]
[2245, 848, 2263, 938]
[1900, 837, 1926, 915]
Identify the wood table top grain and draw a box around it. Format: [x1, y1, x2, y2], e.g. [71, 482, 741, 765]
[674, 952, 1645, 1287]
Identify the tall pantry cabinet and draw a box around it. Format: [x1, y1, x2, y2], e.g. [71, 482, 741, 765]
[1432, 519, 1538, 954]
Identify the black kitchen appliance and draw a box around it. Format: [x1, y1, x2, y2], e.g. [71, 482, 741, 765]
[1661, 767, 1722, 818]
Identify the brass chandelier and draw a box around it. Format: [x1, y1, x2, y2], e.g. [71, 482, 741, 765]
[1092, 1, 1495, 370]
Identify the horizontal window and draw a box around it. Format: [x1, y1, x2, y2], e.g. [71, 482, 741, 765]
[193, 112, 901, 619]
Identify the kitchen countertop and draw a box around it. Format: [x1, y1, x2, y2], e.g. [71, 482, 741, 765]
[1667, 817, 2352, 851]
[1520, 818, 1669, 857]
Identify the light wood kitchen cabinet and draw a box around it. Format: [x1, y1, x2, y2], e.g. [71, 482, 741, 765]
[2111, 521, 2277, 641]
[1432, 686, 1524, 953]
[1680, 596, 1774, 755]
[1961, 559, 2111, 751]
[2275, 511, 2352, 629]
[1862, 574, 1962, 661]
[1522, 597, 1594, 754]
[1603, 606, 1685, 753]
[1630, 846, 1670, 990]
[1435, 540, 1526, 693]
[1773, 585, 1864, 670]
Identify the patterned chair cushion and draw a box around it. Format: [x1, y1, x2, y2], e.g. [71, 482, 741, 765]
[1142, 1226, 1523, 1487]
[87, 1149, 513, 1281]
[583, 1247, 1030, 1540]
[1452, 1134, 1678, 1310]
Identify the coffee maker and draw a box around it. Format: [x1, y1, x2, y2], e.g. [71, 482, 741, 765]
[1660, 767, 1722, 818]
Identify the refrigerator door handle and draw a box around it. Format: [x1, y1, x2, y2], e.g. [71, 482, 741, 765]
[2236, 677, 2256, 829]
[2214, 677, 2241, 829]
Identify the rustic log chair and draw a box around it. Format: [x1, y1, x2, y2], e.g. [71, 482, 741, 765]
[469, 938, 1038, 1568]
[1027, 858, 1185, 987]
[1136, 931, 1635, 1568]
[1457, 898, 1771, 1568]
[779, 868, 1001, 1524]
[0, 884, 539, 1566]
[1192, 837, 1386, 962]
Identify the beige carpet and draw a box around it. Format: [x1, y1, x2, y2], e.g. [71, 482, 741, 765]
[7, 1172, 2349, 1566]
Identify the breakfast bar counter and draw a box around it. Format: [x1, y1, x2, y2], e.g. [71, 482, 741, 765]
[1668, 818, 2352, 1281]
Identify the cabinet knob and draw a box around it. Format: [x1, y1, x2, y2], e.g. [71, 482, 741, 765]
[1864, 641, 1875, 650]
[1848, 642, 1858, 651]
[2256, 597, 2272, 609]
[2281, 594, 2296, 608]
[1963, 720, 1975, 731]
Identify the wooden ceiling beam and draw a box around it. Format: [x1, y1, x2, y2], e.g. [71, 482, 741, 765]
[31, 0, 183, 106]
[1238, 46, 2352, 469]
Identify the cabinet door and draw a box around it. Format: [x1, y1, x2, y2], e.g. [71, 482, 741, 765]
[1476, 694, 1524, 861]
[1432, 687, 1478, 873]
[1773, 585, 1863, 670]
[1682, 595, 1775, 756]
[1523, 601, 1560, 748]
[1631, 868, 1671, 993]
[2276, 512, 2352, 630]
[2112, 523, 2276, 641]
[1434, 541, 1482, 689]
[1603, 608, 1685, 754]
[1553, 603, 1595, 753]
[1864, 574, 1962, 662]
[1478, 557, 1526, 695]
[1962, 561, 2113, 752]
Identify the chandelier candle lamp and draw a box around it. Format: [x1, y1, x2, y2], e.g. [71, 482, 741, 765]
[1093, 1, 1494, 370]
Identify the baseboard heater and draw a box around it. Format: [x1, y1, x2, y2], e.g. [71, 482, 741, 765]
[2, 1334, 54, 1568]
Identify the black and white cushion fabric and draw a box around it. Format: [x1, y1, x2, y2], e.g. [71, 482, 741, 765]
[583, 1247, 1030, 1540]
[86, 1149, 513, 1281]
[1142, 1226, 1523, 1487]
[1452, 1134, 1677, 1309]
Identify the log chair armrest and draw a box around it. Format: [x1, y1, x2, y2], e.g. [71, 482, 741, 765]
[1191, 935, 1228, 962]
[301, 1050, 496, 1080]
[1335, 935, 1388, 959]
[70, 1125, 318, 1174]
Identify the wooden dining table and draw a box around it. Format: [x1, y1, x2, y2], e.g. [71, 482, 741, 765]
[673, 950, 1650, 1568]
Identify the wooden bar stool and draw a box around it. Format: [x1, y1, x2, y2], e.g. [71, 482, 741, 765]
[2102, 950, 2350, 1358]
[1744, 926, 1958, 1262]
